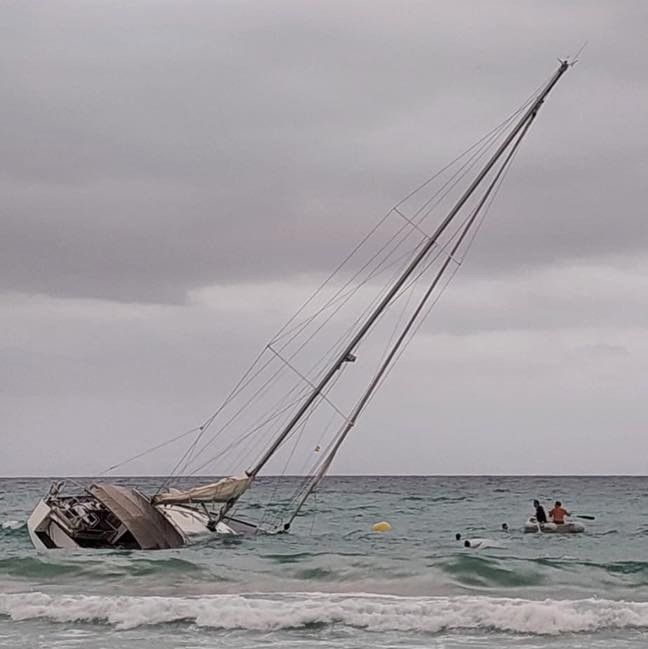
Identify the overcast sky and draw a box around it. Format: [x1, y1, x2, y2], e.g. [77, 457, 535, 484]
[2, 1, 648, 476]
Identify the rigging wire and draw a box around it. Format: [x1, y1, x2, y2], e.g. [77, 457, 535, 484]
[185, 117, 530, 480]
[105, 72, 554, 488]
[268, 93, 536, 348]
[262, 109, 530, 393]
[268, 206, 498, 524]
[98, 426, 202, 476]
[279, 111, 539, 521]
[362, 112, 533, 417]
[168, 99, 539, 481]
[261, 129, 512, 417]
[270, 111, 522, 349]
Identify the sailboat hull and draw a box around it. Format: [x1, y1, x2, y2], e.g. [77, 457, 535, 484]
[157, 504, 238, 536]
[27, 499, 81, 550]
[27, 485, 187, 550]
[26, 483, 246, 550]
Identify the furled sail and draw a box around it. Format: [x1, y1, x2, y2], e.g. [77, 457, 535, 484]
[152, 476, 251, 505]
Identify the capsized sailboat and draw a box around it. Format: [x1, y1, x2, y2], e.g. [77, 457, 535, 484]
[28, 59, 573, 550]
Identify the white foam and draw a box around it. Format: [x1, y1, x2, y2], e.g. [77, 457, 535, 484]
[0, 520, 23, 530]
[2, 591, 648, 634]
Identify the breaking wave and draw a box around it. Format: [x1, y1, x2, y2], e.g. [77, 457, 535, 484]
[5, 551, 648, 595]
[2, 591, 648, 635]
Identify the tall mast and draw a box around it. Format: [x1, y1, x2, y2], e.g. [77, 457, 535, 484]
[246, 60, 569, 481]
[280, 112, 539, 530]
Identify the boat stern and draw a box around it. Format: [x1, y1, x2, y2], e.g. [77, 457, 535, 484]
[27, 498, 81, 550]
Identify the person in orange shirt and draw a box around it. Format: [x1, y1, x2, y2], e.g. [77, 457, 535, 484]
[549, 500, 570, 524]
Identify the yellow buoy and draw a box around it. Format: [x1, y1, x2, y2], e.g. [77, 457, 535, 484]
[372, 521, 392, 533]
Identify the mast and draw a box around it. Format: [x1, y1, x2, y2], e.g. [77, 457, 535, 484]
[246, 60, 569, 482]
[280, 113, 539, 530]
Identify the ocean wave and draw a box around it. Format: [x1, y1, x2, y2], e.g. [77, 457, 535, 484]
[437, 554, 545, 588]
[262, 550, 367, 564]
[531, 557, 648, 577]
[0, 520, 26, 545]
[0, 556, 212, 581]
[430, 495, 468, 503]
[2, 591, 648, 634]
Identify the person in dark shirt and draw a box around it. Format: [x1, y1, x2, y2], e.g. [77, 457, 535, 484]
[533, 499, 547, 524]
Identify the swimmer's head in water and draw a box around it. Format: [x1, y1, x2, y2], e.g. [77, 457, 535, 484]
[455, 533, 461, 541]
[501, 522, 509, 531]
[464, 540, 470, 547]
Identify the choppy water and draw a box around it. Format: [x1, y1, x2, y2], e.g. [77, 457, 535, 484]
[1, 475, 648, 648]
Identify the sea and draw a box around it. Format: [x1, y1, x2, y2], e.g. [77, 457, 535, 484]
[1, 475, 648, 648]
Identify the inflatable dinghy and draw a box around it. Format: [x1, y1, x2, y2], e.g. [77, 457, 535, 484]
[523, 517, 585, 534]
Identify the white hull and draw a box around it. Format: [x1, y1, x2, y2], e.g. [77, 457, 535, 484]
[157, 504, 236, 536]
[27, 484, 241, 550]
[28, 499, 81, 550]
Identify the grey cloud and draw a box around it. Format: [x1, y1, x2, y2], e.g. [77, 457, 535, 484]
[2, 2, 648, 303]
[2, 1, 648, 476]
